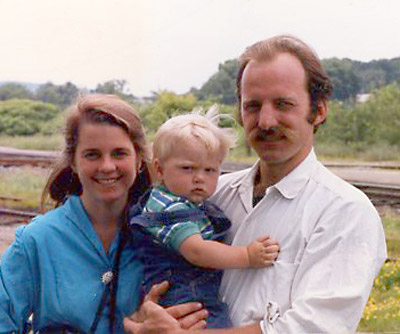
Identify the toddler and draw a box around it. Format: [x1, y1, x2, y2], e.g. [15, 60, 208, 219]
[129, 110, 279, 328]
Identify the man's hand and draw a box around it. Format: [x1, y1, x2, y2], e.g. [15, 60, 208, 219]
[124, 301, 181, 334]
[124, 281, 208, 333]
[247, 236, 280, 268]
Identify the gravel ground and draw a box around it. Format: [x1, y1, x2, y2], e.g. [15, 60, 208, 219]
[0, 223, 25, 255]
[330, 167, 400, 186]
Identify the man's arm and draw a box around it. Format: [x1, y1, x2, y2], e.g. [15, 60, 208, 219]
[179, 234, 279, 269]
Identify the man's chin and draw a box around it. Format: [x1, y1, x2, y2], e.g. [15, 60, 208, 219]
[255, 150, 287, 164]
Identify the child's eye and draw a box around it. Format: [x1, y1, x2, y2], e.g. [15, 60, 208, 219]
[205, 167, 217, 173]
[181, 166, 193, 171]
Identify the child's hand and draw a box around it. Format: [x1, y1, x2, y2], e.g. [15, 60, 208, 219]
[247, 236, 279, 268]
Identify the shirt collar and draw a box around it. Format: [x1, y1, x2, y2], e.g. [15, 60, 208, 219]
[230, 148, 318, 200]
[64, 195, 121, 260]
[274, 149, 318, 199]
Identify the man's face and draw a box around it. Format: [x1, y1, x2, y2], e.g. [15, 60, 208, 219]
[240, 53, 326, 169]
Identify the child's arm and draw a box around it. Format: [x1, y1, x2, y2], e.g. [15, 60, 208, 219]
[179, 234, 279, 269]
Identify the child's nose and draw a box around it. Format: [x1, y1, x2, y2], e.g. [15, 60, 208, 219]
[193, 171, 204, 183]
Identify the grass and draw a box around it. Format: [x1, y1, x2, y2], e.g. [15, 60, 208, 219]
[357, 208, 400, 332]
[315, 141, 400, 162]
[0, 166, 49, 210]
[359, 259, 400, 332]
[0, 134, 63, 151]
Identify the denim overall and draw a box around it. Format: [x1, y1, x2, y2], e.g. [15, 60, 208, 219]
[129, 194, 232, 328]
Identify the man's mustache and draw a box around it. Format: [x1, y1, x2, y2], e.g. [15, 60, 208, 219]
[253, 127, 284, 141]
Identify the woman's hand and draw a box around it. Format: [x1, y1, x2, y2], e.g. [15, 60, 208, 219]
[124, 281, 208, 333]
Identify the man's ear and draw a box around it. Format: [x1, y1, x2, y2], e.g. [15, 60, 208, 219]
[313, 100, 328, 127]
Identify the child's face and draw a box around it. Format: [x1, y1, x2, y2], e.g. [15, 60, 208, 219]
[155, 142, 222, 203]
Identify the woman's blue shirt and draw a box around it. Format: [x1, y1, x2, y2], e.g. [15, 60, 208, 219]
[0, 195, 142, 333]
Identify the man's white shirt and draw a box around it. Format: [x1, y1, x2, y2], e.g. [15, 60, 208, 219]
[212, 149, 387, 333]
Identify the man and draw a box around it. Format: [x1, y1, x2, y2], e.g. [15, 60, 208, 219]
[125, 35, 387, 333]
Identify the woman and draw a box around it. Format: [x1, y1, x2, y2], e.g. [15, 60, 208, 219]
[0, 94, 205, 333]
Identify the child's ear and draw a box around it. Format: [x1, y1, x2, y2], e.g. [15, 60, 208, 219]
[153, 158, 164, 179]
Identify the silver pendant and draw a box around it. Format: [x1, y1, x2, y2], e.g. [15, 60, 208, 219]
[101, 270, 114, 284]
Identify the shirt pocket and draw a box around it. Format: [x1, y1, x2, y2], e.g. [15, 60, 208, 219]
[262, 261, 299, 314]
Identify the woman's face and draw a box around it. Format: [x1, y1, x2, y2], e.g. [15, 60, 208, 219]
[72, 121, 140, 210]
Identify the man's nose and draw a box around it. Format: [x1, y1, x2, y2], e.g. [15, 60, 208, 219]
[258, 106, 278, 129]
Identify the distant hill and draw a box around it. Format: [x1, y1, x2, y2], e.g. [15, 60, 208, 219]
[192, 56, 400, 103]
[0, 81, 41, 92]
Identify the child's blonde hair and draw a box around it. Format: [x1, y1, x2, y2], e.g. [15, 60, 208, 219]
[153, 106, 236, 163]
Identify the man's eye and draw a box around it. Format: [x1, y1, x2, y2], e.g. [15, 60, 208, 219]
[243, 101, 260, 112]
[276, 100, 293, 110]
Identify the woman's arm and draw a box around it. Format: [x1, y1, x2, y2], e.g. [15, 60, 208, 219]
[0, 227, 34, 332]
[179, 234, 279, 269]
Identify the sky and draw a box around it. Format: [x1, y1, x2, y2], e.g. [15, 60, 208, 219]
[1, 0, 400, 97]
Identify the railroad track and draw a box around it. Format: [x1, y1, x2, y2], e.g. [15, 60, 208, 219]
[0, 195, 38, 225]
[1, 146, 400, 170]
[353, 182, 400, 208]
[0, 180, 399, 225]
[0, 208, 36, 225]
[0, 146, 59, 167]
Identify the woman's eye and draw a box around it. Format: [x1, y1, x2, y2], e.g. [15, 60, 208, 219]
[113, 150, 129, 158]
[83, 151, 99, 160]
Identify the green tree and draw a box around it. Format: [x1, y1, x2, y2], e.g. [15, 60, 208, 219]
[323, 58, 360, 101]
[317, 99, 376, 146]
[0, 99, 59, 135]
[94, 79, 136, 102]
[139, 91, 198, 134]
[0, 83, 33, 100]
[193, 59, 238, 105]
[363, 82, 400, 145]
[36, 82, 79, 107]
